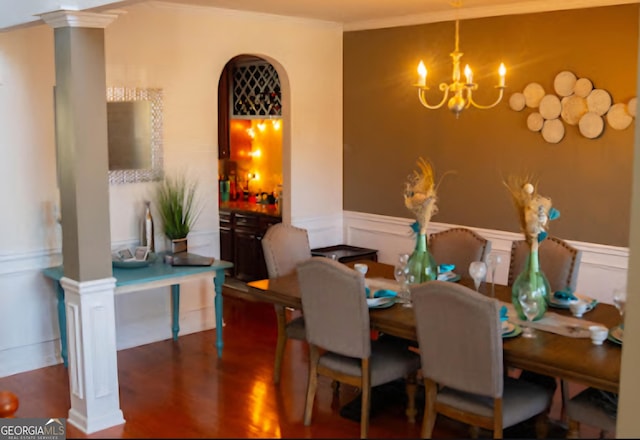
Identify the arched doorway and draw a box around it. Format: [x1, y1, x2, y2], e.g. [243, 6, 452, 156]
[217, 54, 288, 282]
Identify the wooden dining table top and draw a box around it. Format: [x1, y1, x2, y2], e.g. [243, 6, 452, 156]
[246, 260, 621, 393]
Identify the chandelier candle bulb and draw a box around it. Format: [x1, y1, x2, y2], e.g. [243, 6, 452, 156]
[464, 65, 473, 84]
[417, 61, 427, 87]
[499, 63, 506, 87]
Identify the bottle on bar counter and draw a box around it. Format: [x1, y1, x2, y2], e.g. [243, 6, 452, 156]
[141, 200, 155, 252]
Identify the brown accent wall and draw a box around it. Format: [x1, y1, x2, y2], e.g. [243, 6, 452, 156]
[344, 4, 638, 247]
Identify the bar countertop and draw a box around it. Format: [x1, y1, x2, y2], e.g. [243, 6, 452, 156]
[219, 201, 281, 217]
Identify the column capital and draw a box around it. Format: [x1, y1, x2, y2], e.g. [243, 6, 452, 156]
[40, 9, 122, 29]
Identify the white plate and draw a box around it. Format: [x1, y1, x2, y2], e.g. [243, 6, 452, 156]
[437, 271, 459, 282]
[610, 325, 624, 343]
[502, 322, 515, 334]
[502, 322, 523, 339]
[366, 297, 395, 309]
[548, 293, 597, 310]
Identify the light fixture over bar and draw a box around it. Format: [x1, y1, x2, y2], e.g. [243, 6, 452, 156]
[415, 18, 506, 118]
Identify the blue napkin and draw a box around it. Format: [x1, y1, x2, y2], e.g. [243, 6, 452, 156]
[554, 288, 577, 301]
[438, 264, 455, 273]
[500, 305, 508, 322]
[365, 287, 397, 298]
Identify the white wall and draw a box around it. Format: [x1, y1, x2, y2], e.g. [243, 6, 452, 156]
[0, 3, 344, 376]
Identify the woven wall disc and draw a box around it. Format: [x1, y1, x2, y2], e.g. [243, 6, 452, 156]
[554, 71, 577, 97]
[539, 94, 562, 120]
[579, 112, 604, 139]
[628, 97, 637, 118]
[561, 95, 587, 126]
[527, 112, 544, 132]
[574, 78, 593, 98]
[586, 89, 612, 116]
[541, 119, 564, 144]
[607, 103, 633, 130]
[523, 83, 545, 108]
[509, 92, 526, 111]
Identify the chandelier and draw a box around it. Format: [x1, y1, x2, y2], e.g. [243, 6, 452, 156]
[415, 18, 506, 118]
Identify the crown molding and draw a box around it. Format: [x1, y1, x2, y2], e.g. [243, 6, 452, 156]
[148, 1, 343, 30]
[344, 0, 640, 31]
[39, 9, 122, 29]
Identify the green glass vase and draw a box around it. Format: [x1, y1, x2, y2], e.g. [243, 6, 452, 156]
[406, 233, 438, 284]
[511, 246, 550, 321]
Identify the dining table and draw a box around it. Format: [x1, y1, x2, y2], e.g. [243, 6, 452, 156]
[246, 260, 621, 394]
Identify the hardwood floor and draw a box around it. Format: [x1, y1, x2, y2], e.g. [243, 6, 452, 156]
[0, 286, 600, 438]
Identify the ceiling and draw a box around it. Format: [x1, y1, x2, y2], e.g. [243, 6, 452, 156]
[0, 0, 637, 32]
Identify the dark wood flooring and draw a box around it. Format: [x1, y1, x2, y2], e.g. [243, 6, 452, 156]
[0, 285, 601, 438]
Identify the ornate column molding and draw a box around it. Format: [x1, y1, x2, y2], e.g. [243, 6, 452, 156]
[60, 276, 125, 433]
[39, 10, 121, 29]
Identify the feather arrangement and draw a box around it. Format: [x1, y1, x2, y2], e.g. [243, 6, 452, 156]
[404, 157, 438, 235]
[503, 175, 555, 245]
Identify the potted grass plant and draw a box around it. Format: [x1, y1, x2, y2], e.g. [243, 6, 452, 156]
[155, 172, 201, 254]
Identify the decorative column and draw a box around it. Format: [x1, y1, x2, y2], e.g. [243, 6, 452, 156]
[40, 10, 124, 434]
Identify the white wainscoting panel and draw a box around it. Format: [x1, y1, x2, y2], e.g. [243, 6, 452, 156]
[344, 211, 628, 305]
[292, 212, 344, 249]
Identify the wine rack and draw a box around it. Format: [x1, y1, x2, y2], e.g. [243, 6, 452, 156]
[231, 61, 281, 118]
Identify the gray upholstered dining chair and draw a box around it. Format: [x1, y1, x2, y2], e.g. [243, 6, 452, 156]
[508, 235, 582, 292]
[428, 227, 492, 280]
[297, 257, 420, 439]
[412, 281, 553, 439]
[261, 223, 311, 384]
[563, 383, 617, 438]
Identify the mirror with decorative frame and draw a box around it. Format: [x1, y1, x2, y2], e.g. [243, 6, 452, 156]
[107, 87, 163, 184]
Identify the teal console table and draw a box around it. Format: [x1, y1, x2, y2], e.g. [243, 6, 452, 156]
[43, 255, 233, 367]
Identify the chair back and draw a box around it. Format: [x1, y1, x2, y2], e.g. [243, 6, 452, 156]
[262, 223, 311, 278]
[412, 281, 503, 398]
[297, 257, 371, 359]
[429, 227, 492, 279]
[508, 236, 581, 292]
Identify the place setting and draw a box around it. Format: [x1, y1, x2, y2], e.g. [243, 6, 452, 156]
[500, 305, 523, 339]
[608, 287, 626, 345]
[548, 287, 598, 314]
[355, 262, 401, 309]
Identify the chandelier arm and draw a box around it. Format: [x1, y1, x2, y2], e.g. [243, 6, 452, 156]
[417, 85, 451, 110]
[468, 87, 506, 110]
[464, 88, 473, 109]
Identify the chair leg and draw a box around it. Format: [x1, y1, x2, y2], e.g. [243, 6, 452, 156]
[360, 358, 371, 439]
[492, 397, 503, 439]
[534, 412, 549, 439]
[331, 380, 341, 397]
[303, 345, 320, 426]
[560, 379, 570, 424]
[566, 419, 580, 439]
[405, 371, 417, 424]
[421, 379, 438, 439]
[273, 305, 288, 384]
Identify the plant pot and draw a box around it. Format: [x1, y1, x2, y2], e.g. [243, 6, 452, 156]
[171, 237, 188, 254]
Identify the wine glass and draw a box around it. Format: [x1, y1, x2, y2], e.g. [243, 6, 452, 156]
[398, 253, 410, 266]
[394, 263, 409, 305]
[469, 261, 487, 292]
[398, 274, 416, 308]
[519, 291, 539, 338]
[613, 288, 627, 326]
[485, 253, 502, 298]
